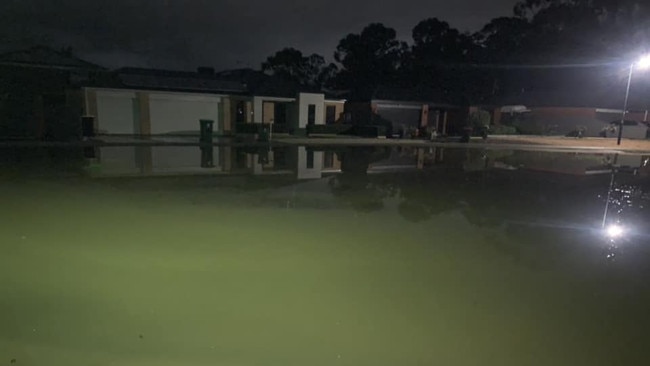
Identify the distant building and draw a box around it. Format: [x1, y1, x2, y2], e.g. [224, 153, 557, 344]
[214, 68, 345, 134]
[82, 67, 345, 137]
[82, 67, 246, 136]
[342, 86, 463, 137]
[0, 46, 104, 139]
[478, 89, 650, 139]
[0, 47, 346, 140]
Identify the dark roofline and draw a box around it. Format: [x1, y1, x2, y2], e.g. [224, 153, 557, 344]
[342, 85, 464, 106]
[0, 61, 103, 71]
[106, 67, 338, 97]
[371, 99, 459, 109]
[0, 46, 105, 70]
[112, 67, 248, 94]
[214, 68, 257, 76]
[88, 85, 250, 96]
[116, 67, 220, 79]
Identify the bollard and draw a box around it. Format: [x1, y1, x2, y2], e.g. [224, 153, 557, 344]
[200, 119, 214, 144]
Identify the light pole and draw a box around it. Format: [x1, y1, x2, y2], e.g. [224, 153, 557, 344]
[617, 54, 650, 145]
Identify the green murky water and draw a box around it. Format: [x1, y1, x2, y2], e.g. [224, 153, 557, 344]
[1, 145, 649, 365]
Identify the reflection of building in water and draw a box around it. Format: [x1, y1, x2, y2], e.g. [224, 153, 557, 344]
[307, 146, 448, 175]
[87, 145, 226, 177]
[458, 150, 647, 176]
[90, 145, 648, 181]
[86, 145, 448, 180]
[373, 148, 441, 172]
[230, 146, 332, 179]
[85, 145, 345, 180]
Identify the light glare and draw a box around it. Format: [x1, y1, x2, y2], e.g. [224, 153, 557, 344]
[637, 55, 650, 70]
[606, 224, 624, 238]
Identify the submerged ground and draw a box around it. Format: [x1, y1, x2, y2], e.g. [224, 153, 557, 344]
[1, 145, 649, 366]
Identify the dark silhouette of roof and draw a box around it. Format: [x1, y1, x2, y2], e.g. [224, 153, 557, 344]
[345, 86, 462, 107]
[88, 66, 334, 97]
[214, 68, 324, 98]
[373, 86, 462, 105]
[0, 46, 104, 70]
[114, 67, 247, 94]
[214, 68, 264, 83]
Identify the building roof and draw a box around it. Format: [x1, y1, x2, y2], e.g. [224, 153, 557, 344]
[322, 88, 348, 101]
[215, 68, 324, 98]
[116, 67, 246, 93]
[375, 86, 462, 106]
[0, 46, 104, 71]
[90, 66, 328, 96]
[345, 86, 462, 107]
[114, 67, 247, 94]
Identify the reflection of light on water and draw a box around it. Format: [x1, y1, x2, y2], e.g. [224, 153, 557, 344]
[606, 224, 625, 239]
[602, 223, 633, 262]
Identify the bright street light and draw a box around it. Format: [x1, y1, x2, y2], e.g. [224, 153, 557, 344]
[606, 224, 624, 238]
[638, 54, 650, 70]
[617, 53, 650, 145]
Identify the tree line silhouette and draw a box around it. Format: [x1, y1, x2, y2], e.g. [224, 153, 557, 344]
[261, 0, 650, 101]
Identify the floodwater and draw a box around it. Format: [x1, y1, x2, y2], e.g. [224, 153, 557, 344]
[1, 144, 649, 366]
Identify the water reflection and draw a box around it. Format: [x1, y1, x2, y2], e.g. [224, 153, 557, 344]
[598, 154, 650, 262]
[2, 144, 648, 249]
[76, 144, 648, 181]
[80, 143, 650, 268]
[2, 144, 650, 365]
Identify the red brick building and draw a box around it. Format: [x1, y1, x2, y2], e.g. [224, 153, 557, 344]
[476, 91, 650, 138]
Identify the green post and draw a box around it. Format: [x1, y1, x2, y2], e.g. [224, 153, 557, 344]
[200, 119, 214, 144]
[258, 123, 269, 142]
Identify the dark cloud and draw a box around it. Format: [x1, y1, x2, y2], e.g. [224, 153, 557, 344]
[0, 0, 518, 70]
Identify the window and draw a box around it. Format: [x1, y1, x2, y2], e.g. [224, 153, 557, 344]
[306, 150, 314, 169]
[307, 104, 316, 125]
[325, 105, 336, 125]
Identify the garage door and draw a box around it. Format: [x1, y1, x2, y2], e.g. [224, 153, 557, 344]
[96, 91, 137, 134]
[149, 93, 220, 134]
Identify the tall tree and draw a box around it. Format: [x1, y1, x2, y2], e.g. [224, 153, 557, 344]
[261, 48, 337, 88]
[508, 0, 649, 60]
[472, 16, 535, 97]
[474, 17, 532, 63]
[473, 0, 650, 97]
[411, 18, 473, 63]
[333, 23, 408, 96]
[406, 18, 475, 94]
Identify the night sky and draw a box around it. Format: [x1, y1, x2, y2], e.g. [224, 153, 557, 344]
[0, 0, 518, 71]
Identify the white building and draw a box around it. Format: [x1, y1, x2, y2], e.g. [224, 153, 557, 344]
[82, 68, 344, 136]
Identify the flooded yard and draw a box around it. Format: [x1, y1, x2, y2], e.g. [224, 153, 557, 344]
[1, 144, 649, 366]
